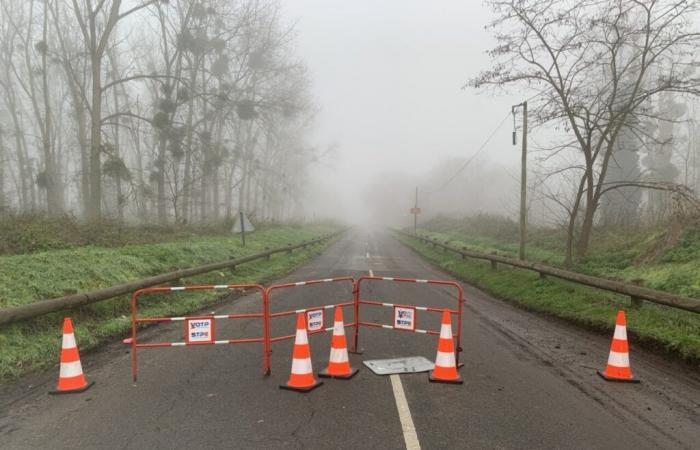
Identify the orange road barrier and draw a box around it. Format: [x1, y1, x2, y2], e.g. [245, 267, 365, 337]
[352, 276, 464, 366]
[129, 284, 269, 382]
[50, 318, 94, 394]
[280, 313, 323, 392]
[429, 309, 463, 384]
[598, 310, 640, 383]
[319, 306, 359, 379]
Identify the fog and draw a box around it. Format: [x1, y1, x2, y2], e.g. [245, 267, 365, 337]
[0, 0, 697, 236]
[285, 1, 518, 226]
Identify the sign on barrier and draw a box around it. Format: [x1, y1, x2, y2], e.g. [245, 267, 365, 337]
[306, 309, 324, 332]
[394, 306, 416, 331]
[186, 318, 215, 344]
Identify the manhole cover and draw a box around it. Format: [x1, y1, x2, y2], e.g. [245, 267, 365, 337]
[363, 356, 434, 375]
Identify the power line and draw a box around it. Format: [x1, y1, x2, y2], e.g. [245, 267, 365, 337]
[422, 111, 513, 194]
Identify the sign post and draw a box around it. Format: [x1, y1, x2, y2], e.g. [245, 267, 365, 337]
[410, 186, 421, 236]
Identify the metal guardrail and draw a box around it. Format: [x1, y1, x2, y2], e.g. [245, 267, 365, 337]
[0, 231, 344, 326]
[396, 230, 700, 314]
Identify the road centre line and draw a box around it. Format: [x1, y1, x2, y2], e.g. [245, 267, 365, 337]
[390, 374, 421, 450]
[366, 258, 420, 450]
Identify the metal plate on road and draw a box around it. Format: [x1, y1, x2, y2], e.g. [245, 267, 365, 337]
[363, 357, 434, 375]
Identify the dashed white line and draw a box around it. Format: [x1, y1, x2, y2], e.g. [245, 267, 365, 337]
[390, 374, 421, 450]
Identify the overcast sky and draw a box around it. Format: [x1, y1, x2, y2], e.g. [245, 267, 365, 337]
[281, 1, 522, 223]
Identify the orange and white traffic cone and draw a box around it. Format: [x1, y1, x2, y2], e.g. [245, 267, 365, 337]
[429, 309, 462, 384]
[319, 307, 358, 379]
[598, 310, 639, 383]
[50, 318, 94, 394]
[280, 313, 323, 392]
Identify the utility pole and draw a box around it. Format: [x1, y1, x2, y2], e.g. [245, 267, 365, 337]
[414, 187, 418, 235]
[512, 101, 528, 260]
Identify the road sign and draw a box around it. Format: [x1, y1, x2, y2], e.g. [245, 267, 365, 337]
[232, 212, 255, 233]
[363, 356, 434, 375]
[306, 309, 324, 332]
[394, 306, 416, 331]
[185, 318, 215, 344]
[410, 207, 421, 214]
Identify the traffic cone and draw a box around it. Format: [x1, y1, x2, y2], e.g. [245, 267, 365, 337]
[598, 310, 639, 383]
[50, 318, 94, 394]
[280, 313, 323, 392]
[319, 307, 358, 379]
[429, 309, 462, 384]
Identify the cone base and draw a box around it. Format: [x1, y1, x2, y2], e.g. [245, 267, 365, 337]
[279, 379, 323, 392]
[429, 372, 463, 384]
[319, 367, 359, 379]
[597, 370, 640, 383]
[49, 380, 95, 395]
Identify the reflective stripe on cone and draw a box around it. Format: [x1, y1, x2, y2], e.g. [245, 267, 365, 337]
[50, 317, 94, 395]
[597, 310, 640, 383]
[280, 313, 323, 392]
[320, 307, 358, 379]
[429, 309, 462, 384]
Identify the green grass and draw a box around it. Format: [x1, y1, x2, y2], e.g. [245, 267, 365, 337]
[417, 216, 700, 298]
[0, 225, 340, 380]
[395, 232, 700, 364]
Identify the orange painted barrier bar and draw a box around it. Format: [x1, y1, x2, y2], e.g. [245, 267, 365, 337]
[352, 276, 465, 367]
[130, 284, 269, 382]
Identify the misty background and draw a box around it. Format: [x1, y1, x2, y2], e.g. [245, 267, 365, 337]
[288, 0, 518, 226]
[0, 0, 698, 247]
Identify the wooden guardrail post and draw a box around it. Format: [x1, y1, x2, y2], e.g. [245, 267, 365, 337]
[630, 279, 644, 308]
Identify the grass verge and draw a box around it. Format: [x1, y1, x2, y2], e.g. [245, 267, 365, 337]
[395, 232, 700, 365]
[419, 216, 700, 298]
[0, 225, 339, 380]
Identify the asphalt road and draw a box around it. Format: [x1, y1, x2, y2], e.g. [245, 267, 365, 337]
[2, 230, 699, 449]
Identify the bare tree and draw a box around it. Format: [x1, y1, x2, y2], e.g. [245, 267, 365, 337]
[472, 0, 700, 265]
[69, 0, 161, 220]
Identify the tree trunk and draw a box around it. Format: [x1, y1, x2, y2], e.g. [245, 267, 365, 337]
[157, 133, 167, 224]
[0, 132, 5, 211]
[76, 99, 90, 218]
[40, 1, 64, 216]
[88, 54, 102, 220]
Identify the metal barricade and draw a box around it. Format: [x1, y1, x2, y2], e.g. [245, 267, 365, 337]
[265, 277, 357, 368]
[130, 284, 269, 381]
[352, 276, 464, 364]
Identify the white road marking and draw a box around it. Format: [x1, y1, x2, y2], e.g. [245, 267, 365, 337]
[390, 374, 421, 450]
[368, 258, 420, 450]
